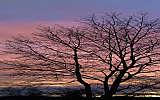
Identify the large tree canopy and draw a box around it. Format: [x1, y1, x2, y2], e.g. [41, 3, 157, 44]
[1, 13, 160, 98]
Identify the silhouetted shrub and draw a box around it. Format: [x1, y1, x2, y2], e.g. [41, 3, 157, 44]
[61, 89, 84, 99]
[24, 87, 43, 96]
[1, 87, 22, 96]
[1, 87, 43, 96]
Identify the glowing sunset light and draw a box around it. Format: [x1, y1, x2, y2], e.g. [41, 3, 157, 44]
[0, 21, 78, 41]
[0, 0, 160, 98]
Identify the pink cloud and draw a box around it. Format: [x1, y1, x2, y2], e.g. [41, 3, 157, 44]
[0, 21, 78, 41]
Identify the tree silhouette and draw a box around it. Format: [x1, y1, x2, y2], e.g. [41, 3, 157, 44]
[1, 13, 160, 98]
[1, 25, 93, 99]
[82, 13, 160, 98]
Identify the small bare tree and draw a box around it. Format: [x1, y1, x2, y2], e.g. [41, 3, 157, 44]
[1, 13, 160, 98]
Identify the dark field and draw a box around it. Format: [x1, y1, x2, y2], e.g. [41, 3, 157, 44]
[1, 96, 160, 100]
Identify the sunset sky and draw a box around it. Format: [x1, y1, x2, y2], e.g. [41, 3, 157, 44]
[1, 0, 160, 88]
[0, 0, 160, 41]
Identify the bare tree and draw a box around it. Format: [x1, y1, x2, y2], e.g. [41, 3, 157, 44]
[81, 13, 160, 98]
[0, 25, 93, 99]
[1, 13, 160, 98]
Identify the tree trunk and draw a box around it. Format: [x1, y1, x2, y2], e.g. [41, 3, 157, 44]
[108, 70, 126, 97]
[103, 70, 127, 99]
[102, 81, 119, 99]
[104, 77, 110, 95]
[74, 49, 92, 99]
[102, 77, 112, 99]
[84, 83, 92, 99]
